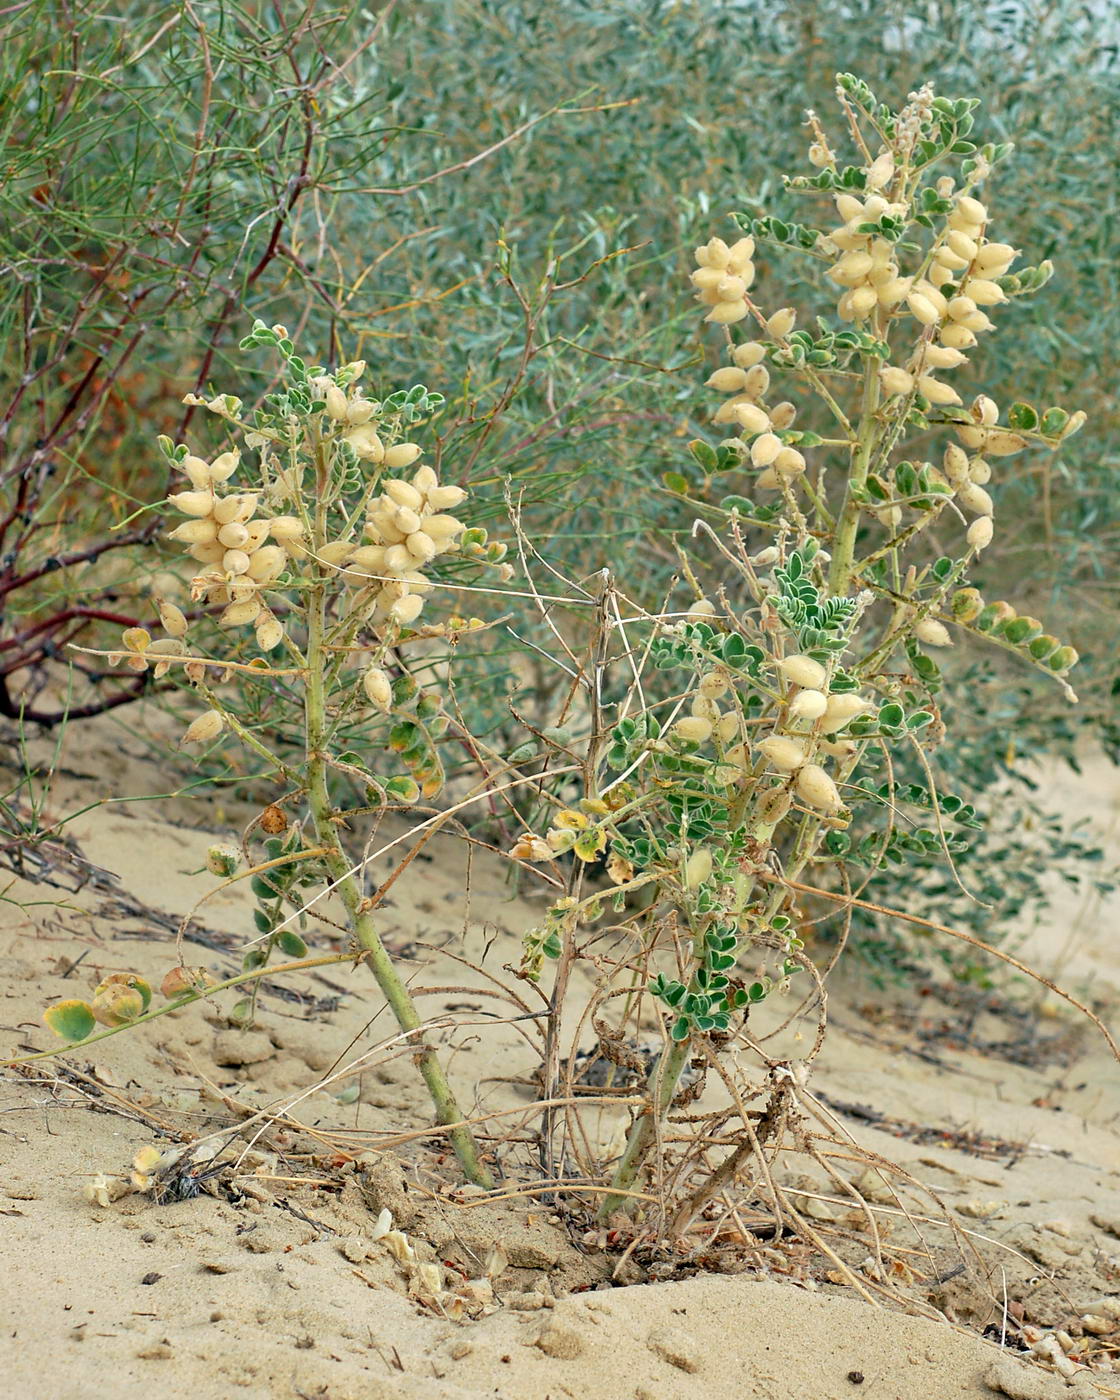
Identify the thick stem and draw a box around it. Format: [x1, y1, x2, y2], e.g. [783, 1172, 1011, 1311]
[303, 544, 492, 1187]
[828, 359, 881, 599]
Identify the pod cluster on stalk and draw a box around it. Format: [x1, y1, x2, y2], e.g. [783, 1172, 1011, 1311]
[690, 235, 757, 324]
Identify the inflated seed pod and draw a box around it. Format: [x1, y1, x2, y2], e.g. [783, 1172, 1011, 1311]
[346, 396, 375, 425]
[222, 548, 251, 575]
[683, 847, 713, 889]
[267, 516, 304, 542]
[690, 693, 721, 722]
[427, 484, 467, 510]
[388, 593, 424, 624]
[755, 467, 781, 489]
[955, 195, 988, 224]
[821, 693, 870, 732]
[405, 531, 437, 563]
[181, 710, 224, 746]
[706, 366, 749, 393]
[847, 285, 878, 319]
[715, 713, 739, 745]
[733, 401, 771, 435]
[169, 490, 215, 517]
[795, 764, 842, 813]
[318, 540, 354, 566]
[820, 737, 857, 759]
[246, 545, 287, 581]
[766, 307, 796, 337]
[385, 479, 424, 510]
[914, 617, 953, 647]
[208, 451, 240, 482]
[687, 597, 717, 617]
[219, 597, 262, 627]
[879, 367, 914, 396]
[968, 457, 991, 484]
[255, 615, 284, 651]
[790, 688, 828, 720]
[324, 384, 348, 421]
[707, 298, 749, 325]
[393, 506, 422, 536]
[170, 516, 221, 546]
[217, 521, 250, 549]
[770, 401, 797, 429]
[362, 666, 393, 710]
[967, 517, 994, 551]
[674, 715, 714, 745]
[774, 447, 806, 478]
[189, 541, 225, 564]
[156, 599, 189, 637]
[943, 444, 969, 483]
[757, 785, 793, 824]
[699, 669, 729, 699]
[181, 454, 214, 490]
[958, 482, 993, 516]
[779, 654, 827, 690]
[423, 514, 465, 543]
[384, 443, 422, 470]
[939, 322, 977, 350]
[731, 341, 766, 368]
[715, 275, 748, 300]
[756, 735, 807, 772]
[917, 376, 962, 406]
[751, 432, 782, 467]
[924, 344, 969, 369]
[412, 464, 439, 495]
[383, 543, 412, 573]
[907, 292, 940, 326]
[346, 425, 385, 462]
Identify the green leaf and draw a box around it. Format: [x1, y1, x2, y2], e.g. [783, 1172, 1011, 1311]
[44, 999, 96, 1042]
[663, 471, 690, 494]
[1007, 402, 1038, 432]
[277, 930, 308, 958]
[688, 439, 718, 472]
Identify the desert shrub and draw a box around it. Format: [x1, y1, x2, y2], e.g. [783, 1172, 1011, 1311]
[20, 77, 1116, 1255]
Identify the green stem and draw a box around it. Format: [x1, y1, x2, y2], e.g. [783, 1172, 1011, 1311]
[828, 358, 881, 598]
[302, 518, 492, 1188]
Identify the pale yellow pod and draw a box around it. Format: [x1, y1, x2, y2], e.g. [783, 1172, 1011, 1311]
[973, 395, 999, 425]
[766, 307, 796, 338]
[412, 464, 439, 495]
[964, 277, 1006, 306]
[699, 236, 731, 268]
[242, 520, 269, 552]
[384, 543, 413, 573]
[726, 236, 755, 269]
[156, 599, 188, 638]
[957, 309, 994, 333]
[715, 713, 739, 745]
[393, 505, 422, 536]
[943, 443, 969, 483]
[917, 376, 962, 406]
[790, 688, 828, 720]
[349, 545, 387, 572]
[691, 266, 725, 292]
[212, 494, 244, 526]
[346, 425, 386, 462]
[423, 513, 465, 541]
[876, 276, 913, 307]
[255, 615, 284, 651]
[208, 451, 240, 482]
[401, 569, 433, 595]
[913, 280, 948, 314]
[778, 654, 827, 690]
[958, 482, 994, 516]
[346, 396, 375, 425]
[674, 715, 714, 745]
[750, 432, 782, 467]
[969, 457, 992, 484]
[733, 401, 771, 435]
[362, 666, 393, 710]
[907, 292, 940, 326]
[934, 246, 969, 272]
[222, 548, 251, 575]
[385, 479, 423, 510]
[939, 322, 977, 349]
[267, 515, 304, 541]
[756, 735, 807, 772]
[967, 516, 994, 551]
[742, 364, 770, 398]
[217, 521, 250, 549]
[318, 540, 354, 566]
[706, 366, 750, 393]
[821, 693, 870, 732]
[924, 344, 969, 369]
[405, 531, 437, 563]
[246, 545, 287, 582]
[849, 285, 880, 320]
[774, 446, 806, 477]
[324, 384, 348, 421]
[975, 242, 1018, 274]
[169, 490, 215, 517]
[731, 341, 766, 369]
[834, 193, 864, 222]
[384, 443, 423, 470]
[830, 250, 873, 286]
[955, 195, 988, 224]
[690, 692, 721, 722]
[820, 737, 857, 759]
[181, 454, 213, 490]
[687, 597, 717, 617]
[427, 484, 467, 510]
[879, 366, 914, 396]
[716, 274, 747, 300]
[755, 467, 782, 489]
[706, 298, 749, 325]
[769, 401, 797, 429]
[683, 847, 713, 890]
[795, 763, 842, 813]
[168, 517, 218, 545]
[188, 541, 225, 564]
[388, 593, 425, 625]
[914, 617, 953, 647]
[947, 230, 979, 261]
[984, 431, 1027, 456]
[219, 596, 262, 628]
[181, 710, 224, 746]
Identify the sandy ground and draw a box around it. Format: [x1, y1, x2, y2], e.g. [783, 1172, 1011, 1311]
[1, 709, 1119, 1400]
